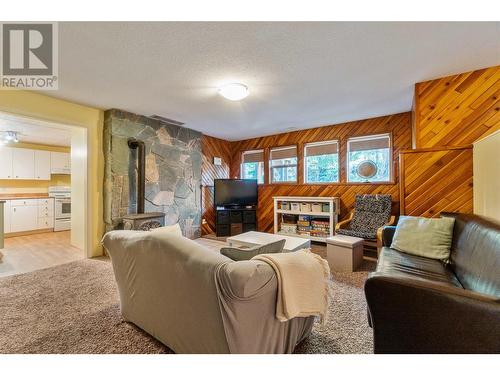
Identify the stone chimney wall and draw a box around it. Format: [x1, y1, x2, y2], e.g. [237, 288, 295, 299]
[103, 109, 202, 238]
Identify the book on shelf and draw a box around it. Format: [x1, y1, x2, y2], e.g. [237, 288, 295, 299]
[297, 225, 311, 229]
[311, 219, 329, 224]
[297, 220, 311, 226]
[311, 218, 329, 226]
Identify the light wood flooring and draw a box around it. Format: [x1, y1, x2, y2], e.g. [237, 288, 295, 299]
[0, 231, 83, 278]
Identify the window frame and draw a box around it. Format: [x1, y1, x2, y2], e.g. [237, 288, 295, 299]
[346, 133, 393, 184]
[240, 149, 265, 184]
[303, 140, 340, 185]
[269, 145, 298, 184]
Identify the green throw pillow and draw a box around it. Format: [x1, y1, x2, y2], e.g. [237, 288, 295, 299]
[220, 239, 286, 261]
[390, 216, 455, 261]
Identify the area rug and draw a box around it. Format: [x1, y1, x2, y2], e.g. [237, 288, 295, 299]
[0, 257, 374, 354]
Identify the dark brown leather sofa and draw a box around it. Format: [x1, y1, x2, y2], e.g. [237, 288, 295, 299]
[364, 212, 500, 353]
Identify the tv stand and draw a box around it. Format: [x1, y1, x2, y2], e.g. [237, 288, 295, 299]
[215, 206, 257, 237]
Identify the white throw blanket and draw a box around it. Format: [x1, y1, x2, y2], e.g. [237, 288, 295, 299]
[253, 249, 331, 323]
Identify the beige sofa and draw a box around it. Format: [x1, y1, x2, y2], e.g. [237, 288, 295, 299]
[102, 230, 315, 354]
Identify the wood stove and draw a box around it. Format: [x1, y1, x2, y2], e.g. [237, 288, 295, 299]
[121, 212, 165, 230]
[122, 138, 165, 230]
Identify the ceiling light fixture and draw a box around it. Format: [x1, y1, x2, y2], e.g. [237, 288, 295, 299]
[218, 83, 249, 101]
[1, 131, 20, 145]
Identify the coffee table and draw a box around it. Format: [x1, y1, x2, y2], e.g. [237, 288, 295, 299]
[227, 231, 311, 252]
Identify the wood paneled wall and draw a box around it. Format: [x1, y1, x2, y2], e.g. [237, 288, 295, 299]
[229, 113, 412, 233]
[405, 65, 500, 217]
[414, 65, 500, 148]
[400, 146, 473, 217]
[201, 135, 231, 235]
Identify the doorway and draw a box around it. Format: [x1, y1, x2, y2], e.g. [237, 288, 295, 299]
[0, 111, 89, 277]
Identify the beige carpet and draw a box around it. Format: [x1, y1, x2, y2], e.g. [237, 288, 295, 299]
[0, 253, 375, 354]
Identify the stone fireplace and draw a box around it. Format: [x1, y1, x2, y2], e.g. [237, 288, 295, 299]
[103, 109, 202, 238]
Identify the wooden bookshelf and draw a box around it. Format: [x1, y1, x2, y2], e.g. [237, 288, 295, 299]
[273, 196, 339, 243]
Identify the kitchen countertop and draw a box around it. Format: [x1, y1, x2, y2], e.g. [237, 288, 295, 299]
[0, 193, 50, 200]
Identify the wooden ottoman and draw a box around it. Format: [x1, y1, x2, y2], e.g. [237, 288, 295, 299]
[326, 235, 364, 272]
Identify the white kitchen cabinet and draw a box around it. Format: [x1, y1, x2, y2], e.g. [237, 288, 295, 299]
[12, 148, 35, 180]
[37, 198, 54, 206]
[0, 147, 13, 179]
[37, 198, 54, 229]
[38, 217, 54, 230]
[3, 200, 11, 234]
[38, 206, 54, 218]
[10, 198, 38, 207]
[34, 150, 51, 180]
[50, 152, 71, 174]
[1, 147, 70, 180]
[10, 205, 38, 233]
[6, 198, 54, 233]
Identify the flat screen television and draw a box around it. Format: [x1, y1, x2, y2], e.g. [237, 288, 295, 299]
[214, 179, 258, 207]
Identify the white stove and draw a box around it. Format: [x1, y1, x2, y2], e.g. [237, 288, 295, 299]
[48, 186, 71, 231]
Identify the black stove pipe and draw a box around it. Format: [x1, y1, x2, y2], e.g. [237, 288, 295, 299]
[127, 138, 145, 214]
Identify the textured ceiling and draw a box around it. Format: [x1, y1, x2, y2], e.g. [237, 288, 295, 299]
[46, 22, 500, 140]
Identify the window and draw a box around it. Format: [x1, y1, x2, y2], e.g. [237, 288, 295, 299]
[241, 150, 264, 184]
[347, 134, 391, 183]
[304, 140, 339, 183]
[270, 146, 297, 183]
